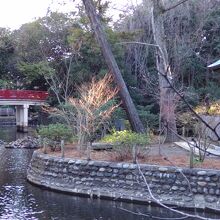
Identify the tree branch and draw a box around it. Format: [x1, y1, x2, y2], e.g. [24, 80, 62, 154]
[136, 161, 215, 220]
[158, 70, 220, 141]
[164, 0, 189, 13]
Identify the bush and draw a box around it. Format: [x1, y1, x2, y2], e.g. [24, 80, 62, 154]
[38, 123, 73, 151]
[195, 101, 220, 115]
[102, 130, 149, 145]
[101, 130, 149, 161]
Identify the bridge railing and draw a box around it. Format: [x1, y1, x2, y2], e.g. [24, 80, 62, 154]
[0, 90, 48, 101]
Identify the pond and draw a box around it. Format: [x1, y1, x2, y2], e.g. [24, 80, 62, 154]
[0, 126, 219, 220]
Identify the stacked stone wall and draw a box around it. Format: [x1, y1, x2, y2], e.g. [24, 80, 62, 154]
[27, 151, 220, 209]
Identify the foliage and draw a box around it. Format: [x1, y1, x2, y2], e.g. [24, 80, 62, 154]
[68, 74, 119, 144]
[101, 130, 149, 161]
[46, 74, 119, 148]
[1, 0, 220, 142]
[197, 82, 220, 101]
[195, 101, 220, 115]
[18, 61, 55, 84]
[101, 130, 149, 146]
[38, 123, 73, 151]
[137, 105, 159, 130]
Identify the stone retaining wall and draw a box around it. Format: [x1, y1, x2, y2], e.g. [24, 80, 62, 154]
[27, 151, 220, 210]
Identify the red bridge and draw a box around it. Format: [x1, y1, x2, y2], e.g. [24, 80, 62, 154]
[0, 90, 48, 132]
[0, 90, 48, 101]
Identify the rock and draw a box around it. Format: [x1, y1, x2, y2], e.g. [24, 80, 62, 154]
[5, 136, 40, 149]
[198, 181, 207, 187]
[197, 171, 207, 176]
[0, 139, 5, 146]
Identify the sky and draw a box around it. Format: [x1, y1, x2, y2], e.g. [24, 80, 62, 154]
[0, 0, 142, 30]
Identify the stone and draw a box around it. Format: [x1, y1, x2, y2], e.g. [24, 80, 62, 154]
[104, 172, 112, 177]
[158, 167, 168, 172]
[163, 185, 170, 190]
[122, 163, 129, 169]
[179, 187, 186, 192]
[171, 186, 178, 191]
[0, 139, 5, 146]
[197, 171, 207, 176]
[68, 160, 75, 164]
[181, 181, 188, 186]
[129, 164, 136, 169]
[203, 188, 208, 194]
[63, 168, 67, 173]
[5, 136, 40, 149]
[192, 188, 197, 193]
[184, 197, 193, 202]
[107, 168, 112, 172]
[125, 180, 133, 185]
[205, 196, 216, 203]
[73, 166, 79, 170]
[103, 178, 109, 183]
[197, 187, 203, 193]
[99, 168, 105, 172]
[88, 161, 95, 166]
[75, 160, 82, 165]
[208, 183, 217, 187]
[205, 177, 211, 182]
[211, 176, 219, 182]
[197, 181, 207, 187]
[126, 175, 133, 180]
[209, 188, 215, 195]
[97, 172, 104, 177]
[113, 169, 119, 173]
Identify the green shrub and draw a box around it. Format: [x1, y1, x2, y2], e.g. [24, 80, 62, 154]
[38, 123, 73, 151]
[102, 130, 149, 146]
[101, 130, 149, 161]
[195, 101, 220, 115]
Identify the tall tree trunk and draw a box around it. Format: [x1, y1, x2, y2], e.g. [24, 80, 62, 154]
[151, 0, 178, 142]
[82, 0, 145, 133]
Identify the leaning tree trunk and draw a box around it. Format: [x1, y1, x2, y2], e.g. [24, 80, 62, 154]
[82, 0, 145, 133]
[151, 0, 178, 142]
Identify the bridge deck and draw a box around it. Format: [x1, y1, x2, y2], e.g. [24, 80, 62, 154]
[0, 90, 48, 100]
[0, 90, 48, 105]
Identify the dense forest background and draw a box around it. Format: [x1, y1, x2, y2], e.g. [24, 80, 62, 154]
[0, 0, 220, 133]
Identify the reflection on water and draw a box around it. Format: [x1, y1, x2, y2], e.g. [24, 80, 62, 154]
[0, 126, 36, 142]
[0, 128, 219, 219]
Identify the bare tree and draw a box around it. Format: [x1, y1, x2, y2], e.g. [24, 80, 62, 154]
[150, 0, 183, 142]
[69, 73, 119, 147]
[45, 73, 119, 149]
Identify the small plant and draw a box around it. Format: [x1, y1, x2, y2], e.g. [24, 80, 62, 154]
[101, 130, 149, 162]
[38, 123, 73, 151]
[195, 101, 220, 115]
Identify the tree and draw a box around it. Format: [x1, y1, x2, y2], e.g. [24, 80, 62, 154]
[82, 0, 145, 133]
[46, 74, 119, 148]
[150, 0, 180, 142]
[0, 28, 15, 88]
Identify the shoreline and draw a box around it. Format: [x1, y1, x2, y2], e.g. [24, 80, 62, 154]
[27, 150, 220, 211]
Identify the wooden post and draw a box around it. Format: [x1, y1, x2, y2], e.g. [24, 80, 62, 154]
[43, 138, 47, 154]
[38, 135, 42, 148]
[182, 127, 185, 137]
[132, 144, 137, 164]
[61, 140, 65, 158]
[189, 145, 194, 168]
[87, 142, 91, 161]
